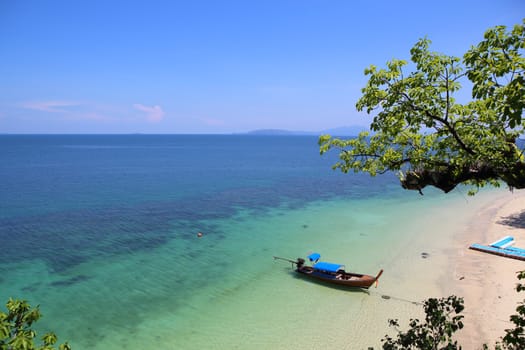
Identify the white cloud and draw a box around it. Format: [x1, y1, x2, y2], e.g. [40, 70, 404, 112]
[19, 100, 166, 125]
[22, 100, 80, 113]
[133, 104, 165, 122]
[20, 100, 113, 122]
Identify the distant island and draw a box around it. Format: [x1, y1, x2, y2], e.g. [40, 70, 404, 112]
[244, 126, 369, 137]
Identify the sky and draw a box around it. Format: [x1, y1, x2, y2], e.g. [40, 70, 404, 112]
[1, 1, 524, 134]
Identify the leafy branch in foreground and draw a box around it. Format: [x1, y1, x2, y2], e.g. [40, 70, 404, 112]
[320, 20, 525, 195]
[495, 270, 525, 350]
[0, 298, 71, 350]
[380, 295, 464, 350]
[370, 271, 525, 350]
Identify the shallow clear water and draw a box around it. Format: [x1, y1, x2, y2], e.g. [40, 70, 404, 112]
[0, 135, 477, 349]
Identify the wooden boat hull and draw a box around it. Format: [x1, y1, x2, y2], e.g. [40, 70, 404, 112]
[296, 266, 383, 289]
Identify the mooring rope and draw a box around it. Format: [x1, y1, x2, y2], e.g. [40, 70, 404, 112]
[369, 291, 513, 325]
[369, 290, 423, 306]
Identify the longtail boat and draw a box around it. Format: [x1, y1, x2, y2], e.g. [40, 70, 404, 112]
[274, 253, 383, 289]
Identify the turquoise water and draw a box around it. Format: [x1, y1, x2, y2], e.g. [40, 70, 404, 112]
[0, 135, 472, 349]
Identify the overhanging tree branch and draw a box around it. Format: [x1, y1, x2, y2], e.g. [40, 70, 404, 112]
[320, 21, 525, 194]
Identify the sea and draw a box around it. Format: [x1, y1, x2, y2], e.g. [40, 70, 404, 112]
[0, 134, 495, 349]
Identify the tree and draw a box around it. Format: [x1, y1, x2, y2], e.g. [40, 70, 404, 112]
[0, 298, 71, 350]
[375, 271, 525, 350]
[319, 21, 525, 194]
[380, 295, 465, 350]
[495, 270, 525, 350]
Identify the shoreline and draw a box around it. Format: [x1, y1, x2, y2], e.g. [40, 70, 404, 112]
[451, 190, 525, 348]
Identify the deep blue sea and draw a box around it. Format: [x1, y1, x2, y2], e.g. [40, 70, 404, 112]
[1, 134, 468, 349]
[1, 135, 401, 272]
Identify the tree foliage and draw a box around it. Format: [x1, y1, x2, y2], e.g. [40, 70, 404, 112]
[0, 298, 70, 350]
[380, 296, 464, 350]
[495, 270, 525, 349]
[373, 271, 525, 350]
[320, 21, 525, 194]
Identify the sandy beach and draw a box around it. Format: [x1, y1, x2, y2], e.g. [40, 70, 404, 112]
[451, 190, 525, 348]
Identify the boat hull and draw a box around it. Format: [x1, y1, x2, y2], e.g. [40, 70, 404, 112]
[296, 266, 383, 289]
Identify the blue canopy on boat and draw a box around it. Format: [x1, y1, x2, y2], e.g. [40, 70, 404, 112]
[313, 261, 344, 273]
[308, 253, 321, 262]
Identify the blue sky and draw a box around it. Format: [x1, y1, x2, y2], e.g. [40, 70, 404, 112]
[1, 1, 523, 134]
